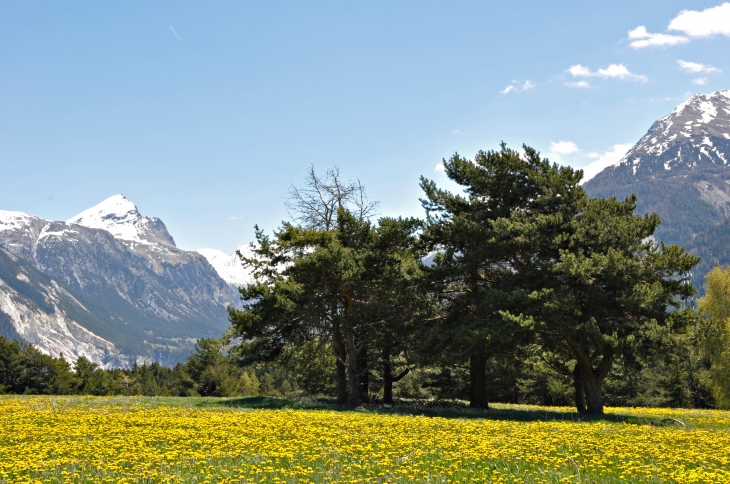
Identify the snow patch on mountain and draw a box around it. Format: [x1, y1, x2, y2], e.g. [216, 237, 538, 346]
[0, 210, 40, 233]
[198, 246, 255, 287]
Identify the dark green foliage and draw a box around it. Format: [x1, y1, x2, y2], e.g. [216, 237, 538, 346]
[419, 144, 586, 409]
[0, 334, 294, 397]
[229, 207, 428, 407]
[419, 144, 699, 414]
[0, 336, 80, 394]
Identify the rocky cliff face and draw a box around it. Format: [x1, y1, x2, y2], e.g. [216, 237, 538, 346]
[584, 90, 730, 292]
[0, 195, 240, 366]
[0, 248, 133, 368]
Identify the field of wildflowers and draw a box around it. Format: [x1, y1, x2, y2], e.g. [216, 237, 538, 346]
[0, 395, 728, 483]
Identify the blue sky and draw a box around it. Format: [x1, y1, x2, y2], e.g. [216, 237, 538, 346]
[1, 1, 728, 252]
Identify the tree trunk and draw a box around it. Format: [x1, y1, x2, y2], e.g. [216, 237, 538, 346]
[582, 370, 604, 414]
[469, 345, 489, 409]
[383, 347, 394, 405]
[382, 346, 410, 405]
[333, 326, 348, 405]
[357, 345, 370, 404]
[346, 324, 360, 407]
[565, 337, 613, 415]
[573, 363, 587, 414]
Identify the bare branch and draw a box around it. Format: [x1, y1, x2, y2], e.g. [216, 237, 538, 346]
[285, 164, 379, 230]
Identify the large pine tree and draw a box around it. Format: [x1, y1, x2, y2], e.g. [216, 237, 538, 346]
[420, 143, 697, 413]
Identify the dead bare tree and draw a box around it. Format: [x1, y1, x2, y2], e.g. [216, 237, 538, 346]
[285, 165, 378, 230]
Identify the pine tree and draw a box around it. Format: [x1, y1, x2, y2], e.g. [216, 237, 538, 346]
[421, 143, 697, 413]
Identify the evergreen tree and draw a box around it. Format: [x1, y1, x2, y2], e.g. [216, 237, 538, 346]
[419, 144, 583, 408]
[421, 143, 697, 413]
[229, 209, 424, 406]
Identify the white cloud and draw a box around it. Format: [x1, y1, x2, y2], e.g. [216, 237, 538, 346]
[227, 216, 245, 220]
[693, 77, 709, 85]
[451, 129, 460, 134]
[627, 26, 688, 49]
[501, 80, 535, 94]
[566, 81, 590, 88]
[550, 141, 580, 155]
[568, 65, 592, 77]
[677, 60, 721, 74]
[626, 3, 730, 50]
[669, 2, 730, 38]
[567, 64, 648, 82]
[434, 163, 445, 172]
[597, 65, 648, 82]
[580, 144, 633, 184]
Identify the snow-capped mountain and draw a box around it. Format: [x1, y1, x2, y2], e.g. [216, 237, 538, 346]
[585, 89, 730, 293]
[593, 90, 730, 182]
[197, 246, 255, 287]
[0, 196, 239, 366]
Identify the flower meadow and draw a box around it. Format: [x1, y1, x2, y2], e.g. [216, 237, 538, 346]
[1, 396, 729, 483]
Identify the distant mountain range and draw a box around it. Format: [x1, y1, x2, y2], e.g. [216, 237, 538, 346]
[585, 89, 730, 293]
[0, 195, 251, 367]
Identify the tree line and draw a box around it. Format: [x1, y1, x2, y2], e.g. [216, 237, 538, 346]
[4, 144, 730, 414]
[0, 336, 295, 398]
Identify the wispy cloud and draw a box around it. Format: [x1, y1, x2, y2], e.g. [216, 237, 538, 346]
[647, 96, 683, 102]
[500, 80, 535, 94]
[227, 216, 244, 220]
[677, 60, 721, 74]
[567, 64, 648, 82]
[169, 24, 182, 42]
[627, 26, 688, 49]
[693, 77, 709, 85]
[565, 81, 590, 88]
[669, 2, 730, 37]
[451, 129, 460, 134]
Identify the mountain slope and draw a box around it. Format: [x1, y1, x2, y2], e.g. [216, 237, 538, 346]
[0, 248, 133, 368]
[0, 196, 238, 365]
[584, 90, 730, 291]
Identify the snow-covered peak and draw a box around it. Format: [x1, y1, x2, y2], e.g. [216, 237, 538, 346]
[0, 210, 40, 233]
[67, 194, 139, 236]
[658, 89, 730, 130]
[198, 246, 255, 287]
[68, 195, 175, 247]
[597, 89, 730, 179]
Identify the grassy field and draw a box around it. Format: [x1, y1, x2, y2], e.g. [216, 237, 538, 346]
[0, 395, 728, 483]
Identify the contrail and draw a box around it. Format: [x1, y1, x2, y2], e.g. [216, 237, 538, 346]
[169, 24, 182, 42]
